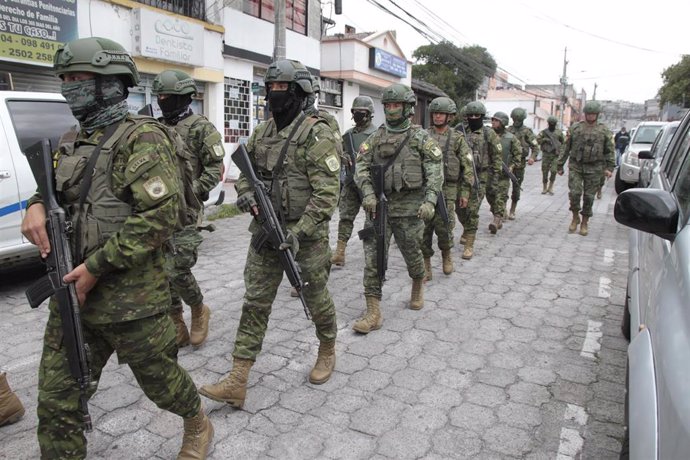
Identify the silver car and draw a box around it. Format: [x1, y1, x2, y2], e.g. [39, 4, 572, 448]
[638, 121, 680, 188]
[616, 121, 668, 193]
[615, 110, 690, 459]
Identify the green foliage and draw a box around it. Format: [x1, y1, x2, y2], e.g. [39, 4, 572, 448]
[658, 55, 690, 108]
[207, 204, 242, 221]
[412, 41, 497, 107]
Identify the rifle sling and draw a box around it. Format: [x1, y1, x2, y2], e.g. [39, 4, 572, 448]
[381, 130, 412, 174]
[543, 129, 560, 151]
[268, 113, 307, 225]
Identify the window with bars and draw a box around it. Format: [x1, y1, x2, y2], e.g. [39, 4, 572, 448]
[224, 77, 251, 143]
[134, 0, 206, 21]
[243, 0, 307, 35]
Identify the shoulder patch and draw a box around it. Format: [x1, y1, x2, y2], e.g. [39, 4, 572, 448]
[359, 142, 370, 155]
[143, 176, 168, 200]
[424, 139, 442, 158]
[531, 139, 538, 146]
[212, 144, 225, 159]
[325, 154, 340, 172]
[129, 153, 152, 174]
[495, 143, 503, 152]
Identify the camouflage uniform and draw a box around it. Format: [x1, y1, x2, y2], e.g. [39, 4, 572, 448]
[486, 112, 521, 227]
[536, 117, 564, 194]
[27, 38, 204, 459]
[507, 108, 540, 217]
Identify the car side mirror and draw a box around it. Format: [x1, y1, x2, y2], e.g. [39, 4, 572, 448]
[614, 189, 678, 241]
[638, 150, 653, 160]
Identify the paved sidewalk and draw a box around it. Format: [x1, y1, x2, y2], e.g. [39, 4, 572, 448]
[0, 166, 628, 459]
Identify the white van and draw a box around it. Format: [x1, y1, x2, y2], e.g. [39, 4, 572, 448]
[0, 91, 77, 271]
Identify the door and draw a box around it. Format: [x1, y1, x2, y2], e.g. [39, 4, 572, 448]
[0, 119, 22, 250]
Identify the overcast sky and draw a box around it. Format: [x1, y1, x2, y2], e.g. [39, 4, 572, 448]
[325, 0, 688, 103]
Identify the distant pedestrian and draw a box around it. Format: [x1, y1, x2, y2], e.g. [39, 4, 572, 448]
[614, 126, 630, 167]
[535, 115, 565, 195]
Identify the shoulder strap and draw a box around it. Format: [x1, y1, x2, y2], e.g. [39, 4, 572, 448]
[270, 112, 308, 183]
[381, 130, 412, 172]
[443, 130, 452, 169]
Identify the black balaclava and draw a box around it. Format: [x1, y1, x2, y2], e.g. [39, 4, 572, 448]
[159, 94, 193, 122]
[548, 122, 557, 131]
[353, 111, 369, 127]
[467, 116, 484, 131]
[268, 83, 306, 131]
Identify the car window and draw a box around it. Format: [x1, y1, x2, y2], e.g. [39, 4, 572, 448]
[633, 125, 664, 144]
[672, 149, 690, 222]
[666, 122, 690, 182]
[6, 100, 77, 153]
[661, 126, 679, 157]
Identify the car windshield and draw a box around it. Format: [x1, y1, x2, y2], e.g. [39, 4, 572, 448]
[633, 125, 665, 144]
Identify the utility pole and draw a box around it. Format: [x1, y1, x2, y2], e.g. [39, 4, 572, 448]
[273, 0, 286, 61]
[592, 83, 598, 101]
[559, 47, 568, 127]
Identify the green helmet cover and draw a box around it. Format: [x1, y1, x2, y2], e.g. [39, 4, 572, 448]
[264, 59, 313, 94]
[429, 96, 457, 114]
[464, 101, 486, 116]
[583, 101, 602, 114]
[54, 37, 139, 87]
[381, 83, 416, 105]
[352, 95, 375, 113]
[547, 115, 558, 124]
[510, 107, 527, 121]
[492, 111, 509, 127]
[152, 70, 196, 96]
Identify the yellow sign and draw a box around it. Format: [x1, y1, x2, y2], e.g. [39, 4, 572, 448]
[0, 32, 59, 65]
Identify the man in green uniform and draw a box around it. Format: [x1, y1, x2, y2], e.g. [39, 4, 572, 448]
[486, 112, 521, 235]
[199, 59, 340, 407]
[153, 69, 225, 348]
[352, 83, 443, 334]
[20, 37, 212, 460]
[455, 102, 502, 259]
[507, 107, 540, 219]
[534, 115, 564, 195]
[557, 101, 615, 235]
[331, 96, 377, 266]
[422, 96, 473, 278]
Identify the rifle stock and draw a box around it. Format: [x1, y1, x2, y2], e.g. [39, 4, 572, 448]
[502, 162, 523, 191]
[24, 139, 93, 432]
[231, 144, 311, 319]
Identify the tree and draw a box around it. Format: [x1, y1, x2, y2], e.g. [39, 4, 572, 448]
[658, 55, 690, 108]
[412, 41, 497, 107]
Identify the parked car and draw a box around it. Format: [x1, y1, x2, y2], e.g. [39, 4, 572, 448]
[638, 121, 680, 188]
[616, 121, 668, 193]
[615, 109, 690, 459]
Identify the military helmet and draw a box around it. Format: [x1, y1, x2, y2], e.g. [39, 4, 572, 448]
[547, 115, 558, 124]
[264, 59, 313, 94]
[152, 70, 196, 96]
[510, 107, 527, 121]
[352, 95, 375, 113]
[583, 100, 602, 114]
[429, 97, 457, 114]
[309, 74, 321, 94]
[53, 37, 139, 87]
[381, 83, 416, 105]
[464, 101, 486, 116]
[492, 111, 509, 127]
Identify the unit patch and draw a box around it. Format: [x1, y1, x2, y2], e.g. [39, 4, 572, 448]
[325, 154, 340, 172]
[143, 176, 168, 200]
[212, 144, 225, 159]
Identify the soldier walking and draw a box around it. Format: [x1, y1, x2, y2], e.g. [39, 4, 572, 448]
[331, 96, 377, 266]
[557, 101, 615, 235]
[352, 83, 443, 333]
[199, 59, 340, 408]
[153, 69, 225, 348]
[486, 112, 521, 235]
[21, 37, 212, 459]
[507, 108, 540, 219]
[534, 115, 564, 195]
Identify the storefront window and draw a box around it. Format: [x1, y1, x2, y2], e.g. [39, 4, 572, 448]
[224, 77, 251, 143]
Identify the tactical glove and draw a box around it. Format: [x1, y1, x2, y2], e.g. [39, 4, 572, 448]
[279, 231, 300, 256]
[417, 201, 436, 221]
[236, 192, 257, 213]
[362, 194, 377, 213]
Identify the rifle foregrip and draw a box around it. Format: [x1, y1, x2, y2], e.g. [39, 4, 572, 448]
[25, 275, 55, 309]
[358, 228, 375, 241]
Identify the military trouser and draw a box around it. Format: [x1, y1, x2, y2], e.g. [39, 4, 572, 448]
[233, 237, 337, 360]
[510, 165, 526, 202]
[456, 170, 489, 234]
[165, 225, 204, 311]
[541, 152, 559, 184]
[363, 214, 425, 299]
[336, 180, 362, 242]
[485, 171, 509, 218]
[37, 311, 200, 459]
[422, 198, 456, 257]
[567, 161, 605, 217]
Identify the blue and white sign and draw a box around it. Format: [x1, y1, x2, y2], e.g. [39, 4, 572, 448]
[369, 48, 407, 78]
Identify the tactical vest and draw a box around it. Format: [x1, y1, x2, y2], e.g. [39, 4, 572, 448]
[541, 129, 561, 155]
[499, 131, 514, 165]
[429, 129, 461, 184]
[466, 127, 492, 171]
[252, 115, 322, 221]
[349, 123, 377, 151]
[571, 122, 607, 163]
[370, 126, 424, 195]
[509, 126, 531, 158]
[172, 114, 204, 178]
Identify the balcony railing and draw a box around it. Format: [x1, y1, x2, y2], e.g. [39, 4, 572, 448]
[134, 0, 206, 21]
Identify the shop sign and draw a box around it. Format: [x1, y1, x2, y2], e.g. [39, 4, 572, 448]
[369, 47, 407, 78]
[132, 8, 204, 67]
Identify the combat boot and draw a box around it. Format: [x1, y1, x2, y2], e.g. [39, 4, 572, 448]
[409, 277, 424, 310]
[459, 231, 467, 245]
[352, 297, 382, 334]
[547, 180, 555, 195]
[489, 215, 502, 234]
[309, 340, 336, 384]
[441, 249, 453, 275]
[177, 406, 214, 460]
[541, 182, 548, 194]
[189, 303, 210, 346]
[198, 358, 254, 408]
[568, 211, 580, 233]
[423, 257, 432, 281]
[508, 201, 517, 220]
[580, 216, 589, 236]
[171, 308, 190, 348]
[330, 240, 347, 266]
[0, 373, 24, 426]
[462, 233, 476, 260]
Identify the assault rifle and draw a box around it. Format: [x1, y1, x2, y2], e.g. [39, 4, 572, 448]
[24, 139, 94, 432]
[357, 164, 388, 284]
[342, 131, 357, 185]
[231, 144, 311, 319]
[436, 192, 450, 230]
[502, 162, 523, 191]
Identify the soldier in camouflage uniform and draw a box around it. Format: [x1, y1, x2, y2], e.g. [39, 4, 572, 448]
[455, 102, 502, 259]
[20, 37, 212, 460]
[352, 83, 443, 334]
[535, 115, 564, 195]
[486, 112, 521, 235]
[557, 101, 615, 235]
[422, 96, 473, 279]
[507, 108, 540, 219]
[199, 59, 340, 407]
[331, 96, 377, 266]
[153, 69, 225, 348]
